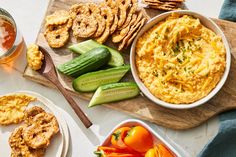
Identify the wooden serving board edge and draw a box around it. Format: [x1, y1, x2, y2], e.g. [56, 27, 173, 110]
[22, 0, 236, 130]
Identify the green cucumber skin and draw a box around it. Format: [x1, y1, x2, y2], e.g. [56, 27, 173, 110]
[58, 47, 111, 77]
[72, 65, 130, 92]
[69, 39, 124, 67]
[88, 82, 140, 107]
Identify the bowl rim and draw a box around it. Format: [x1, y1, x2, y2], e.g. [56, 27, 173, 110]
[130, 10, 231, 109]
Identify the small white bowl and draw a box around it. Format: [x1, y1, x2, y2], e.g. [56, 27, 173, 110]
[130, 10, 231, 109]
[101, 119, 181, 156]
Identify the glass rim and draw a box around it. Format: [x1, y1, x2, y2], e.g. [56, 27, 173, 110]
[0, 8, 18, 59]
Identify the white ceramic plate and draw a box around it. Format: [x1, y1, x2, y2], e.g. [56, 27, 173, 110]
[130, 10, 231, 109]
[101, 119, 181, 157]
[0, 91, 69, 157]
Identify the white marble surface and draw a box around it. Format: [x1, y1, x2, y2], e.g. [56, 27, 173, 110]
[0, 0, 225, 156]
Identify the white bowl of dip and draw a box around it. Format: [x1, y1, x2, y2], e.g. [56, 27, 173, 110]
[130, 10, 231, 109]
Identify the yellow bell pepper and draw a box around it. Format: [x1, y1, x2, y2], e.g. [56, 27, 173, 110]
[145, 147, 158, 157]
[145, 144, 174, 157]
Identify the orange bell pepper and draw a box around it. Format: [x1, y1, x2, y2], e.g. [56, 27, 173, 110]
[95, 146, 123, 157]
[156, 144, 174, 157]
[111, 127, 131, 150]
[97, 146, 123, 153]
[95, 146, 143, 157]
[107, 153, 143, 157]
[144, 144, 174, 157]
[124, 126, 153, 153]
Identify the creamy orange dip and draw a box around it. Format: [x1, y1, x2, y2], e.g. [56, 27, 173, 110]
[0, 94, 36, 125]
[135, 14, 226, 104]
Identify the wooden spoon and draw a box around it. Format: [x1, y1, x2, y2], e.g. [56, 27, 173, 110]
[37, 46, 92, 128]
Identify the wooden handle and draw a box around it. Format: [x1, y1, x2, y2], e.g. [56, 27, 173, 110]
[50, 78, 92, 128]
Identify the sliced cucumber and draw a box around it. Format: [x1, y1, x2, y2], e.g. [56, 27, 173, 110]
[88, 82, 140, 107]
[58, 47, 110, 77]
[73, 65, 130, 92]
[69, 39, 124, 67]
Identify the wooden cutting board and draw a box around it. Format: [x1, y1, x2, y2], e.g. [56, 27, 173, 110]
[23, 0, 236, 130]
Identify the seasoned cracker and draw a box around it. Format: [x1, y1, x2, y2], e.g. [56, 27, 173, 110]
[105, 0, 119, 14]
[9, 125, 45, 157]
[151, 0, 184, 2]
[44, 27, 69, 48]
[23, 112, 59, 149]
[119, 17, 147, 50]
[65, 18, 73, 30]
[24, 106, 45, 124]
[114, 9, 144, 46]
[112, 14, 137, 43]
[144, 0, 183, 4]
[45, 10, 71, 26]
[119, 0, 138, 30]
[88, 3, 106, 37]
[149, 5, 180, 10]
[144, 0, 180, 6]
[102, 4, 114, 26]
[147, 2, 180, 7]
[46, 20, 71, 31]
[130, 10, 144, 28]
[117, 0, 131, 28]
[126, 18, 146, 48]
[103, 0, 119, 34]
[72, 15, 97, 38]
[110, 14, 119, 34]
[144, 0, 183, 11]
[95, 25, 110, 44]
[95, 5, 114, 43]
[69, 3, 90, 19]
[44, 17, 72, 47]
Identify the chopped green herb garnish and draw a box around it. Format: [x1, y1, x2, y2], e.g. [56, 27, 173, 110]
[153, 70, 159, 77]
[163, 70, 167, 75]
[189, 41, 192, 47]
[155, 32, 160, 39]
[177, 58, 183, 63]
[172, 42, 180, 55]
[94, 151, 103, 157]
[187, 45, 190, 50]
[184, 67, 187, 72]
[112, 131, 121, 140]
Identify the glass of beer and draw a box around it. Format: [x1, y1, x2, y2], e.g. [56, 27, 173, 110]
[0, 8, 24, 64]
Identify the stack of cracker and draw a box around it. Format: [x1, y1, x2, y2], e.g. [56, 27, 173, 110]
[143, 0, 185, 11]
[43, 0, 150, 51]
[44, 10, 72, 48]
